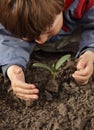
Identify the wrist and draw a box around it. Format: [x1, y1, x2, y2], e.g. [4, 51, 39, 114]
[7, 65, 22, 81]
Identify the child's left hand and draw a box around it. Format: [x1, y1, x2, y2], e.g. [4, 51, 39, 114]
[72, 51, 94, 85]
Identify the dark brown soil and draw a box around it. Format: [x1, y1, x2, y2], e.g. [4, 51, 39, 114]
[0, 50, 94, 130]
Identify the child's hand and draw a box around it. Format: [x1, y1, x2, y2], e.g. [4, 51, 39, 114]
[7, 65, 39, 100]
[72, 51, 94, 85]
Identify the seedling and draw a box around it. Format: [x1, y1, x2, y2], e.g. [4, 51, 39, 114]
[32, 54, 71, 81]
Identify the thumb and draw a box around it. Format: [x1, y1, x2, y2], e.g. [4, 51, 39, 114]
[77, 57, 87, 70]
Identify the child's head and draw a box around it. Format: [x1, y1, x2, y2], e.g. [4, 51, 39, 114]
[0, 0, 64, 43]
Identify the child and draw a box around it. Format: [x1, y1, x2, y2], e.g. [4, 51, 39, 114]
[0, 0, 94, 101]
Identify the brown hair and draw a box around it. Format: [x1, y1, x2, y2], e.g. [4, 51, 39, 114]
[0, 0, 64, 40]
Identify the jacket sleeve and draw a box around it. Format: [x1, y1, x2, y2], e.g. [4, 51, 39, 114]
[62, 1, 94, 57]
[76, 6, 94, 57]
[0, 24, 35, 77]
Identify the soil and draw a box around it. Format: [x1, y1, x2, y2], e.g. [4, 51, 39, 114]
[0, 49, 94, 130]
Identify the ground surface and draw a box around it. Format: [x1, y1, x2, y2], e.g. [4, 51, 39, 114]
[0, 49, 94, 130]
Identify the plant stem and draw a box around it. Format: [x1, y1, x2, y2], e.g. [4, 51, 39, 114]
[53, 72, 56, 81]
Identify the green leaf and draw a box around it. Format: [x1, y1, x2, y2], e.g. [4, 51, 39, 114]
[32, 63, 52, 72]
[55, 54, 71, 70]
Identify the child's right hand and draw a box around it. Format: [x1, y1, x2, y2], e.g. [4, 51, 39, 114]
[7, 65, 39, 101]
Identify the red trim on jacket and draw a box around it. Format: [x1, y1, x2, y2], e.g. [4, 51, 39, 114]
[62, 24, 70, 32]
[62, 0, 94, 32]
[63, 0, 73, 11]
[74, 0, 94, 18]
[86, 0, 94, 10]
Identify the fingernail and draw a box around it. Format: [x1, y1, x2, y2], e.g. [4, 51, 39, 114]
[33, 95, 38, 99]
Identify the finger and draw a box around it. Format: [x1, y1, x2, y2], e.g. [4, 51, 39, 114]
[77, 57, 87, 70]
[72, 74, 89, 84]
[74, 63, 93, 77]
[14, 87, 39, 95]
[12, 81, 36, 89]
[73, 75, 89, 82]
[16, 93, 39, 100]
[75, 79, 88, 85]
[73, 69, 90, 77]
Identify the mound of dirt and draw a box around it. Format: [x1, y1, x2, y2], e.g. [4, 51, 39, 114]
[0, 51, 94, 130]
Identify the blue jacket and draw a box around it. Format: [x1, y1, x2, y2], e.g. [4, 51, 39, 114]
[0, 0, 94, 76]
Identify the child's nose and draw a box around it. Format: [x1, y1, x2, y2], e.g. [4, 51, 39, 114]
[36, 37, 49, 44]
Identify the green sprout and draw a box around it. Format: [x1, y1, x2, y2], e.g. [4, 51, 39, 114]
[32, 54, 71, 80]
